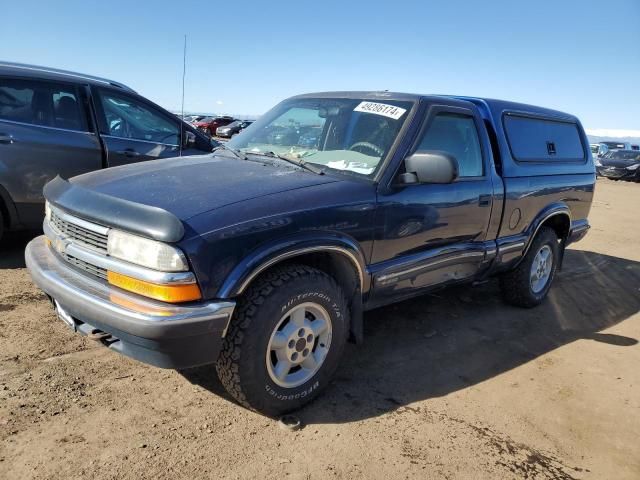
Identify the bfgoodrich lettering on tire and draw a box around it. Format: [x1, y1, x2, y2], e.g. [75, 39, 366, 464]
[216, 264, 349, 416]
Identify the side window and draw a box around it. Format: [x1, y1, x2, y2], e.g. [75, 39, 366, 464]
[51, 88, 86, 131]
[503, 115, 585, 162]
[0, 78, 87, 131]
[416, 113, 483, 177]
[97, 90, 179, 145]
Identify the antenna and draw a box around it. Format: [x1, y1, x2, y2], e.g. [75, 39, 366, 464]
[179, 34, 187, 157]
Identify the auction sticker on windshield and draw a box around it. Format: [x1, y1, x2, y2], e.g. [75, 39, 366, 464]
[354, 101, 407, 120]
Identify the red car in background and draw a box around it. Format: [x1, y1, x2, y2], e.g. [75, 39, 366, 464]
[193, 115, 235, 136]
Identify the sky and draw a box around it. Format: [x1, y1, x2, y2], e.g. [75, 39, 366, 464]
[1, 0, 639, 132]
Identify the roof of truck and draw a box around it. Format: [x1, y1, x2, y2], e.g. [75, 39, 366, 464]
[0, 61, 136, 93]
[290, 91, 579, 122]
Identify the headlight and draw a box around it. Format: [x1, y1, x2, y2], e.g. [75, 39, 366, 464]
[45, 201, 51, 221]
[107, 230, 188, 272]
[626, 163, 640, 171]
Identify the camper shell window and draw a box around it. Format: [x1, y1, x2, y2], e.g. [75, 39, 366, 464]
[503, 113, 585, 163]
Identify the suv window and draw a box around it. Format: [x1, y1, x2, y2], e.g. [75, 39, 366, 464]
[0, 78, 88, 131]
[97, 90, 179, 145]
[417, 113, 483, 177]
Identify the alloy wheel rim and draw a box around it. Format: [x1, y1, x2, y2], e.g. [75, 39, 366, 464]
[266, 302, 332, 388]
[530, 245, 553, 293]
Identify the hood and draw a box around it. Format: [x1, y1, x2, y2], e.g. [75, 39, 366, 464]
[71, 154, 337, 220]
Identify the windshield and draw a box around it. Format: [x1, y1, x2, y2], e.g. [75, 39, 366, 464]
[227, 97, 414, 177]
[605, 150, 640, 160]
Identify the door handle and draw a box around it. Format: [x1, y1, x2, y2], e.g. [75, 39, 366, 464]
[0, 133, 14, 144]
[116, 149, 141, 158]
[478, 194, 491, 207]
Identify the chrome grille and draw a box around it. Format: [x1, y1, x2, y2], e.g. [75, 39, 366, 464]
[51, 210, 108, 253]
[62, 252, 108, 280]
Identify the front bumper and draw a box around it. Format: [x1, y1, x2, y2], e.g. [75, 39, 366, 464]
[597, 166, 640, 180]
[25, 236, 235, 369]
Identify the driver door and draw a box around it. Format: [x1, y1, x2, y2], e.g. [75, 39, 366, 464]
[93, 87, 180, 167]
[370, 104, 495, 306]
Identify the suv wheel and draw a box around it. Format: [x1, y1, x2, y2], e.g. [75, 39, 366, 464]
[499, 227, 559, 308]
[216, 264, 349, 416]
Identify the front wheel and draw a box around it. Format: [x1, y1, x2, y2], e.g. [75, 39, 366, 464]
[499, 227, 560, 308]
[216, 264, 349, 416]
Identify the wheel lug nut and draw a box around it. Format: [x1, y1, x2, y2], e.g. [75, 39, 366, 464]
[303, 348, 309, 356]
[306, 334, 313, 343]
[288, 340, 295, 349]
[298, 329, 305, 337]
[291, 352, 298, 361]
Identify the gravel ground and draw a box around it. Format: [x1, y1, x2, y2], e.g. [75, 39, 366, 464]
[1, 178, 638, 479]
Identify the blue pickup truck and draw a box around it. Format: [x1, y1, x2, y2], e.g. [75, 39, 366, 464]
[25, 92, 595, 415]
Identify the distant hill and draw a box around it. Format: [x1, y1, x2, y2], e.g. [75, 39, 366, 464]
[588, 135, 640, 145]
[586, 129, 640, 146]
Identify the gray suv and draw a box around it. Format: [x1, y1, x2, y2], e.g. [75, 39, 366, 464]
[0, 62, 216, 241]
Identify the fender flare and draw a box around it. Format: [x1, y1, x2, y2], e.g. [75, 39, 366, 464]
[521, 203, 571, 258]
[216, 233, 369, 299]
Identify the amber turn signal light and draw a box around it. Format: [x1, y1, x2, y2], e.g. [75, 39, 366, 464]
[107, 271, 202, 303]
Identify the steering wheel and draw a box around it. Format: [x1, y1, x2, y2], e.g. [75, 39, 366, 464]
[348, 141, 383, 156]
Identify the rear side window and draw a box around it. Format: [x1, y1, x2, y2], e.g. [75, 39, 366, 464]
[0, 78, 88, 131]
[504, 114, 585, 162]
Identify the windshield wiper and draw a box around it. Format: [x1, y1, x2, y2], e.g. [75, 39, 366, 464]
[247, 150, 324, 175]
[213, 143, 247, 160]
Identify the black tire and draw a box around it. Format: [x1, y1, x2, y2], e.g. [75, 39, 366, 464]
[216, 264, 349, 416]
[499, 227, 560, 308]
[0, 208, 4, 244]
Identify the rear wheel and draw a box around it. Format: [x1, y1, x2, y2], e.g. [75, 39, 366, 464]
[216, 264, 349, 416]
[500, 227, 559, 307]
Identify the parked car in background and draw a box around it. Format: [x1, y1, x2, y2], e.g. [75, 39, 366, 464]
[194, 115, 235, 136]
[596, 149, 640, 181]
[215, 120, 254, 138]
[187, 115, 209, 124]
[590, 143, 609, 158]
[26, 91, 594, 415]
[0, 61, 217, 242]
[601, 141, 635, 151]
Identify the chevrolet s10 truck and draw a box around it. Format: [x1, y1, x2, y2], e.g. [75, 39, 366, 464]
[26, 92, 595, 415]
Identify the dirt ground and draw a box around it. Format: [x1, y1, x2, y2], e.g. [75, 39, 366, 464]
[1, 178, 638, 480]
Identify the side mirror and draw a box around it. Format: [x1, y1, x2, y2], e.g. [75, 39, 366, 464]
[401, 150, 459, 184]
[183, 130, 196, 149]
